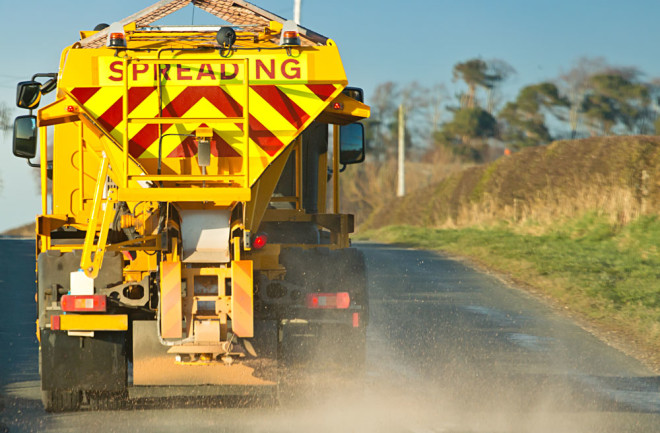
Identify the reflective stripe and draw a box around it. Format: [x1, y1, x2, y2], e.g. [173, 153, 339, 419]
[231, 260, 253, 338]
[53, 314, 128, 331]
[160, 261, 183, 339]
[70, 73, 342, 186]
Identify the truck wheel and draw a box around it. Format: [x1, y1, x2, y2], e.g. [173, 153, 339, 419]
[339, 325, 366, 374]
[88, 391, 126, 411]
[41, 389, 81, 413]
[40, 329, 127, 412]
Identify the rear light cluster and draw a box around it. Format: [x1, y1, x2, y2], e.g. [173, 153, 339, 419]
[61, 294, 107, 312]
[305, 292, 350, 309]
[252, 233, 268, 249]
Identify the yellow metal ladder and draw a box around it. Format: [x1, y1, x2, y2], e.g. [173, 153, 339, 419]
[117, 57, 252, 205]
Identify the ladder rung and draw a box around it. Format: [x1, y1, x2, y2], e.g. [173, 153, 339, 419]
[116, 187, 251, 203]
[128, 117, 244, 125]
[194, 296, 223, 301]
[129, 175, 246, 182]
[132, 58, 243, 65]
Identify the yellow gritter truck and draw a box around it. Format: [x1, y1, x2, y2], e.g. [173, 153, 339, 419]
[11, 0, 370, 411]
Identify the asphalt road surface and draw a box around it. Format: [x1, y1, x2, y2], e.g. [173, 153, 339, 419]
[1, 239, 660, 432]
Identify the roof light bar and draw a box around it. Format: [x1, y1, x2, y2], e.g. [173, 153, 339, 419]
[106, 22, 127, 48]
[280, 20, 301, 46]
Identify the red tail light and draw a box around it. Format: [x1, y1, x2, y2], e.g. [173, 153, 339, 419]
[305, 292, 350, 309]
[252, 233, 268, 249]
[61, 295, 107, 312]
[332, 102, 344, 110]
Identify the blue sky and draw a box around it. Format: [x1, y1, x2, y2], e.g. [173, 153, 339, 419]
[1, 0, 659, 231]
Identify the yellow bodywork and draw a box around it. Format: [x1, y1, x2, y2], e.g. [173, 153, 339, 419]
[35, 19, 369, 347]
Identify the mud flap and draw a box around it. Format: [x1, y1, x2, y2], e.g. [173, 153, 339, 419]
[132, 320, 278, 393]
[40, 329, 127, 392]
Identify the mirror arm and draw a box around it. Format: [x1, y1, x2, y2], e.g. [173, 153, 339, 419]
[26, 159, 51, 169]
[31, 72, 57, 81]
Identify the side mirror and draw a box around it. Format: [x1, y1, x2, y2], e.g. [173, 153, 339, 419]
[339, 123, 365, 165]
[342, 87, 364, 103]
[16, 81, 42, 109]
[13, 115, 38, 159]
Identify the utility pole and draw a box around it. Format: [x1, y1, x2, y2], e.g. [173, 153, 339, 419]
[397, 104, 405, 197]
[294, 0, 301, 24]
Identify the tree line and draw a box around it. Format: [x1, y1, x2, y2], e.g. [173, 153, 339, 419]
[365, 57, 660, 162]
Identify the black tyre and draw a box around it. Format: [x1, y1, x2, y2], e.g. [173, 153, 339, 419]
[41, 389, 81, 413]
[88, 391, 126, 411]
[343, 325, 367, 372]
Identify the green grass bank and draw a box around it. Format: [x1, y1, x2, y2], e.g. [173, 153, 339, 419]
[357, 137, 660, 371]
[360, 214, 660, 370]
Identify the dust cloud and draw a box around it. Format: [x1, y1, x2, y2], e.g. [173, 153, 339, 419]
[2, 330, 657, 433]
[237, 329, 654, 433]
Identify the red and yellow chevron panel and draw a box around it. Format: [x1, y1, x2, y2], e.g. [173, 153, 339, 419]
[160, 261, 183, 339]
[231, 260, 253, 338]
[68, 54, 345, 186]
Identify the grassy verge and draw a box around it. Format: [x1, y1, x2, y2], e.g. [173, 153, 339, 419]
[358, 213, 660, 370]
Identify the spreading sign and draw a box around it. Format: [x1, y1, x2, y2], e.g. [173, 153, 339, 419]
[98, 56, 308, 86]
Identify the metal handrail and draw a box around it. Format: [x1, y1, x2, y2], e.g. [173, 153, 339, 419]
[119, 56, 251, 193]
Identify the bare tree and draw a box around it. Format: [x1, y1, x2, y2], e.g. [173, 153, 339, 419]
[0, 102, 15, 193]
[427, 83, 448, 135]
[485, 59, 516, 114]
[400, 81, 431, 149]
[557, 57, 609, 137]
[0, 102, 12, 133]
[452, 58, 514, 112]
[367, 81, 400, 159]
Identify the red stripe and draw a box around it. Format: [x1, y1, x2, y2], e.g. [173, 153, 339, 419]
[251, 85, 309, 129]
[133, 86, 242, 158]
[96, 87, 156, 139]
[161, 86, 282, 156]
[245, 115, 285, 156]
[211, 132, 241, 157]
[97, 97, 123, 132]
[162, 86, 242, 118]
[128, 86, 157, 114]
[234, 286, 251, 316]
[71, 87, 100, 105]
[306, 84, 337, 102]
[167, 136, 197, 157]
[128, 123, 160, 158]
[205, 87, 243, 117]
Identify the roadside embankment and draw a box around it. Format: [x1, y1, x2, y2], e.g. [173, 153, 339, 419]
[1, 222, 34, 238]
[359, 136, 660, 371]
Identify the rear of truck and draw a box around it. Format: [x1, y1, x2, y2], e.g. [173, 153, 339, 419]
[12, 9, 369, 412]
